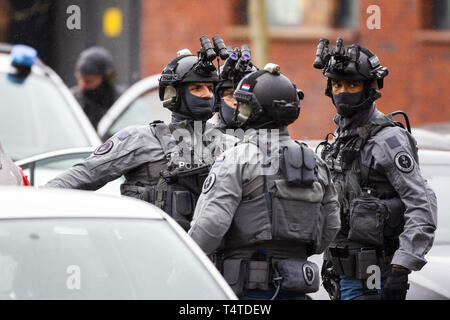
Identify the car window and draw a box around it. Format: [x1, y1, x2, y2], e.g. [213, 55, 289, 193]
[0, 72, 91, 160]
[19, 152, 123, 194]
[106, 90, 171, 138]
[0, 218, 228, 300]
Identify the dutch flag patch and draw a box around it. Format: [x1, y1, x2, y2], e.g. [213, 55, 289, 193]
[241, 84, 251, 91]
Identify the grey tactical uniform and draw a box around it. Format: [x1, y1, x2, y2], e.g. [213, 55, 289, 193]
[45, 120, 237, 228]
[321, 104, 437, 276]
[189, 127, 340, 298]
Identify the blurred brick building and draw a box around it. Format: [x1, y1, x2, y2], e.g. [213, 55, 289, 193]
[1, 0, 448, 140]
[140, 0, 450, 140]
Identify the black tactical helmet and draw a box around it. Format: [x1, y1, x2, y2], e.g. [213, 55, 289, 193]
[214, 45, 258, 111]
[313, 38, 389, 99]
[76, 46, 116, 83]
[159, 52, 219, 112]
[233, 63, 304, 129]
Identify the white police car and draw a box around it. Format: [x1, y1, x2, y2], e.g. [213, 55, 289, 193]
[0, 186, 237, 300]
[0, 44, 120, 194]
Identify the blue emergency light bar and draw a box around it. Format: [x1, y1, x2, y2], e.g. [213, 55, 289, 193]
[11, 45, 37, 68]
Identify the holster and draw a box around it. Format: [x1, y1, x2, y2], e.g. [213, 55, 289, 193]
[328, 246, 379, 280]
[222, 259, 247, 298]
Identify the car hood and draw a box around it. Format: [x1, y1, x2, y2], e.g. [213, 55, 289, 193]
[408, 244, 450, 299]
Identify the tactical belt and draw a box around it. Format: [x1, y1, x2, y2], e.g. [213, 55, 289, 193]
[328, 244, 394, 280]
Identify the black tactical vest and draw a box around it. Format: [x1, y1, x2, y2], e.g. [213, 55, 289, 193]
[320, 115, 404, 246]
[121, 121, 210, 231]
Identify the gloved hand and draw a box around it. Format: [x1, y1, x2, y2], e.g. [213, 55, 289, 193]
[381, 266, 410, 300]
[321, 261, 340, 300]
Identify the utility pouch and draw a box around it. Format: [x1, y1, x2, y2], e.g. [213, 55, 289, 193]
[355, 249, 378, 280]
[143, 185, 157, 203]
[172, 191, 193, 216]
[282, 142, 317, 187]
[223, 259, 247, 297]
[271, 180, 323, 243]
[169, 188, 194, 231]
[275, 259, 319, 293]
[245, 261, 270, 290]
[383, 197, 405, 238]
[328, 246, 355, 277]
[348, 197, 388, 247]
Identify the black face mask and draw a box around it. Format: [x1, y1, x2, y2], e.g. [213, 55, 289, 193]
[175, 85, 214, 121]
[219, 99, 238, 128]
[83, 81, 113, 105]
[332, 91, 366, 118]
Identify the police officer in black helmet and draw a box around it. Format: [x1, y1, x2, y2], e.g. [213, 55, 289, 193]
[189, 64, 340, 300]
[72, 46, 125, 129]
[314, 38, 437, 300]
[46, 37, 237, 231]
[212, 44, 258, 132]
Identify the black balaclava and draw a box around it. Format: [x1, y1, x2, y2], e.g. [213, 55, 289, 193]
[331, 81, 373, 118]
[172, 84, 214, 122]
[219, 99, 238, 128]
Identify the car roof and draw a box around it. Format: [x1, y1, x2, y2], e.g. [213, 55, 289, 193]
[0, 186, 165, 220]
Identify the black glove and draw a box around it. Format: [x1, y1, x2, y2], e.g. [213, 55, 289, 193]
[381, 267, 410, 300]
[321, 260, 341, 300]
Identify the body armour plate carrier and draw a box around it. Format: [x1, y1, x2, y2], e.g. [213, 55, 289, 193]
[320, 114, 405, 248]
[121, 121, 209, 231]
[224, 139, 324, 255]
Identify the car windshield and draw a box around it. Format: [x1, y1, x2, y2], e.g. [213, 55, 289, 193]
[0, 72, 91, 160]
[0, 218, 228, 300]
[106, 89, 171, 139]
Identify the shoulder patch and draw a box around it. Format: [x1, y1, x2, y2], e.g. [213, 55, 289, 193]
[394, 151, 414, 173]
[94, 140, 114, 155]
[202, 173, 216, 194]
[386, 136, 401, 149]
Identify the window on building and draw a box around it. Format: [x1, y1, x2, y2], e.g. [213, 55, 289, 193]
[422, 0, 450, 29]
[232, 0, 359, 28]
[434, 0, 450, 29]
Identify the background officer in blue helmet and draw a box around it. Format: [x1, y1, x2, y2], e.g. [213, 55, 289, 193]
[189, 64, 341, 299]
[72, 46, 125, 129]
[45, 36, 237, 231]
[314, 38, 437, 300]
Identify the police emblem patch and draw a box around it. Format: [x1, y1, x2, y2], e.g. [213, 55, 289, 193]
[302, 263, 315, 286]
[94, 140, 114, 155]
[394, 151, 414, 173]
[202, 173, 216, 194]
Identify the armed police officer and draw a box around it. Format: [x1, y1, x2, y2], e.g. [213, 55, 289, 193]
[45, 36, 237, 231]
[212, 44, 257, 132]
[189, 64, 341, 299]
[314, 38, 437, 300]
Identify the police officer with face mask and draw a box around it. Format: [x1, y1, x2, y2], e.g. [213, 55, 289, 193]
[213, 45, 258, 132]
[189, 64, 341, 300]
[45, 39, 237, 231]
[314, 38, 437, 300]
[72, 46, 125, 129]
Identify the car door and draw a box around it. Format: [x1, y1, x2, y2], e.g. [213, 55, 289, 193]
[15, 148, 122, 195]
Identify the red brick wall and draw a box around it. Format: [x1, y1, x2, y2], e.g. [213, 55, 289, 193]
[140, 0, 450, 140]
